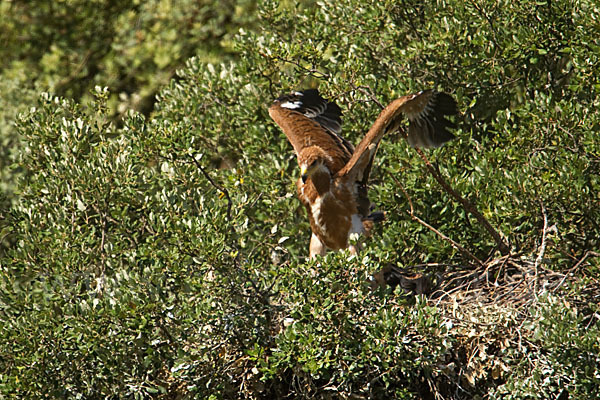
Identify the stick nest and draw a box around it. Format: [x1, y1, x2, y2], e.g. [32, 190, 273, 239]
[382, 253, 599, 313]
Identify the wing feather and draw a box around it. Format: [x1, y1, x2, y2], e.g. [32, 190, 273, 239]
[336, 90, 457, 182]
[269, 89, 353, 173]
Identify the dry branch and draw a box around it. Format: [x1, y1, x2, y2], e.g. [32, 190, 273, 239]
[413, 148, 510, 256]
[391, 172, 484, 266]
[189, 153, 233, 221]
[365, 90, 510, 256]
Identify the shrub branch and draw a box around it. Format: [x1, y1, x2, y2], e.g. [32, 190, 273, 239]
[188, 153, 232, 221]
[392, 172, 484, 266]
[365, 89, 510, 256]
[413, 148, 510, 256]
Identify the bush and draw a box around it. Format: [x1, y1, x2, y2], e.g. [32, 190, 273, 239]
[0, 0, 258, 239]
[1, 0, 599, 398]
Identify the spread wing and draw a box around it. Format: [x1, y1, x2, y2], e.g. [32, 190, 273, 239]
[268, 89, 353, 173]
[336, 90, 457, 183]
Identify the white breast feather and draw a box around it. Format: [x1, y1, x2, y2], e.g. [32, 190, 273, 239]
[311, 196, 322, 222]
[310, 192, 337, 234]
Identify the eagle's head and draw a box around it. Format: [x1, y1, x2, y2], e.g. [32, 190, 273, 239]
[299, 146, 332, 185]
[300, 160, 326, 184]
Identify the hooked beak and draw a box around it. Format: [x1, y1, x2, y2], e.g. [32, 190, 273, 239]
[300, 165, 308, 183]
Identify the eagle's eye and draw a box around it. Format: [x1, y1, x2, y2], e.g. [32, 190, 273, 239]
[301, 161, 317, 183]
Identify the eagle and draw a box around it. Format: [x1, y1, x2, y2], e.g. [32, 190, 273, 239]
[268, 88, 457, 259]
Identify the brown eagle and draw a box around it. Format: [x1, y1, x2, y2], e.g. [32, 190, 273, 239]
[269, 89, 457, 259]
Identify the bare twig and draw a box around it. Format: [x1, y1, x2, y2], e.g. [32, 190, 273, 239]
[412, 214, 484, 267]
[571, 250, 600, 273]
[414, 148, 510, 256]
[179, 153, 277, 306]
[55, 50, 93, 92]
[532, 201, 549, 293]
[188, 153, 232, 221]
[534, 201, 548, 276]
[363, 85, 511, 255]
[466, 0, 500, 52]
[267, 54, 330, 79]
[552, 250, 600, 293]
[391, 172, 484, 266]
[353, 85, 386, 110]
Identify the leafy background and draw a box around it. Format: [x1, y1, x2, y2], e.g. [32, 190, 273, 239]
[1, 0, 599, 398]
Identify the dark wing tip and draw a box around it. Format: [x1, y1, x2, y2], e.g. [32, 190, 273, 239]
[407, 91, 458, 148]
[274, 89, 343, 135]
[434, 92, 458, 116]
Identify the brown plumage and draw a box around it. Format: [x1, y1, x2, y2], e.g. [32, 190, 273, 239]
[269, 88, 457, 259]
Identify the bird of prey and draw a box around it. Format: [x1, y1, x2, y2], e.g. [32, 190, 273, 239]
[268, 88, 457, 259]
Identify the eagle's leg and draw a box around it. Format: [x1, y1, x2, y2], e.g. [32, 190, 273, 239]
[309, 232, 327, 259]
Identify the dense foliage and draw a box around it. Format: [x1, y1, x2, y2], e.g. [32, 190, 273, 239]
[1, 0, 599, 398]
[0, 0, 257, 246]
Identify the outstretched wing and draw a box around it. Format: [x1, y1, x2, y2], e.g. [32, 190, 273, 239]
[268, 89, 353, 173]
[336, 90, 457, 182]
